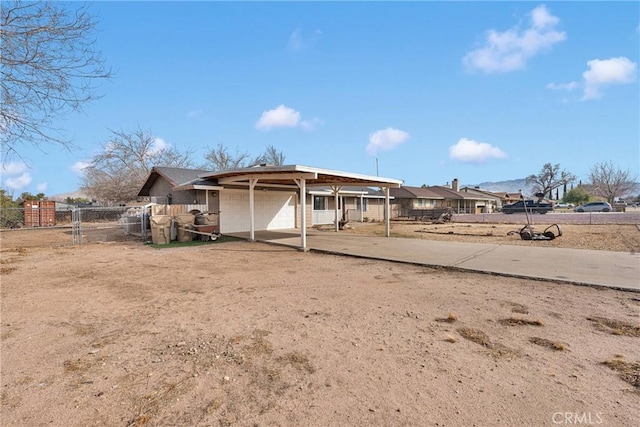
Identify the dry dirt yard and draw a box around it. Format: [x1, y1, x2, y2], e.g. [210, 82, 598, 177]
[341, 222, 640, 253]
[1, 226, 639, 427]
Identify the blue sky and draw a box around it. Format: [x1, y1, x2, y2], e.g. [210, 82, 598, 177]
[1, 1, 639, 196]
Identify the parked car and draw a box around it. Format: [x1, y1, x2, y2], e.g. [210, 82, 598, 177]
[501, 200, 554, 214]
[574, 202, 612, 212]
[554, 203, 575, 209]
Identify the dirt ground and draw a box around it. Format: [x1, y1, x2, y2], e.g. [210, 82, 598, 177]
[340, 222, 640, 253]
[1, 226, 639, 426]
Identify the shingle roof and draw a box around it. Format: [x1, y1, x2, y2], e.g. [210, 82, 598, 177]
[137, 166, 210, 196]
[390, 186, 444, 199]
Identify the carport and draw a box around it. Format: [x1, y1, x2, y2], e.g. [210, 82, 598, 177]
[200, 165, 403, 250]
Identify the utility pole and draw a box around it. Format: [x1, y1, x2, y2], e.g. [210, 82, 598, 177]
[376, 158, 379, 176]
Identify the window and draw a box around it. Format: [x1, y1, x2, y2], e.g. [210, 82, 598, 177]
[313, 196, 327, 210]
[356, 197, 368, 211]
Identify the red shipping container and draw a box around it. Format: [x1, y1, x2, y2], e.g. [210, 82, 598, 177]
[39, 201, 56, 227]
[23, 201, 40, 227]
[23, 201, 56, 227]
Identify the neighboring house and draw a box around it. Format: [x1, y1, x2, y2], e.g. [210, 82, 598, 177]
[389, 186, 444, 217]
[458, 187, 504, 211]
[137, 165, 402, 245]
[390, 179, 498, 216]
[485, 191, 522, 207]
[138, 166, 211, 205]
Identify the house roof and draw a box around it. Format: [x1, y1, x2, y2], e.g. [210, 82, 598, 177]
[389, 186, 444, 199]
[390, 185, 496, 201]
[138, 165, 402, 197]
[138, 166, 209, 196]
[428, 186, 484, 200]
[201, 164, 403, 187]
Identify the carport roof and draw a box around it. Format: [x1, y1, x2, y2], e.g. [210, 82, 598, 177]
[200, 164, 403, 187]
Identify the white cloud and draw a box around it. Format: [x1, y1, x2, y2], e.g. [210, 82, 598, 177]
[71, 161, 91, 174]
[36, 182, 48, 193]
[287, 28, 322, 51]
[546, 81, 579, 91]
[449, 138, 507, 163]
[1, 161, 29, 176]
[464, 5, 566, 73]
[149, 138, 170, 155]
[582, 57, 637, 100]
[0, 161, 32, 191]
[255, 105, 320, 132]
[547, 57, 638, 100]
[366, 128, 410, 156]
[256, 105, 300, 130]
[4, 173, 32, 191]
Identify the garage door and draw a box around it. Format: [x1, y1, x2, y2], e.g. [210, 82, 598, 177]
[219, 189, 296, 233]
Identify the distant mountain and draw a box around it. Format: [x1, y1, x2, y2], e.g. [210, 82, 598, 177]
[469, 178, 534, 195]
[49, 190, 91, 202]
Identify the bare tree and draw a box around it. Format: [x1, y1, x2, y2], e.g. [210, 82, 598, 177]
[526, 163, 576, 201]
[204, 143, 252, 171]
[1, 1, 112, 159]
[262, 145, 286, 166]
[588, 161, 638, 204]
[81, 128, 193, 205]
[204, 144, 285, 170]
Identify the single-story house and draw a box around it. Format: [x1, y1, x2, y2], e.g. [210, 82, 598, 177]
[137, 164, 403, 249]
[458, 187, 507, 211]
[390, 179, 497, 216]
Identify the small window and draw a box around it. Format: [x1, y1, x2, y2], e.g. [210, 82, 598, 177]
[356, 198, 368, 211]
[313, 196, 327, 210]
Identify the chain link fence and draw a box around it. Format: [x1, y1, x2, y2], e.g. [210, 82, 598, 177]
[1, 206, 146, 245]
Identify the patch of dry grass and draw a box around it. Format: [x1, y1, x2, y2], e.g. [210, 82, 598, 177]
[529, 337, 568, 351]
[457, 327, 519, 359]
[587, 316, 640, 337]
[505, 302, 529, 314]
[601, 359, 640, 388]
[0, 266, 17, 275]
[276, 351, 315, 374]
[63, 359, 90, 374]
[499, 317, 544, 327]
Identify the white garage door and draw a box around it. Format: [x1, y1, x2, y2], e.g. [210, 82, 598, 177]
[219, 189, 296, 233]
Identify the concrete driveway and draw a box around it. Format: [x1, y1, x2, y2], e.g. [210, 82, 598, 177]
[227, 229, 640, 292]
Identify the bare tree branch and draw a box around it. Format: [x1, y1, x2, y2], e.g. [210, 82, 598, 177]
[1, 1, 112, 158]
[81, 128, 193, 205]
[588, 161, 638, 205]
[526, 163, 576, 200]
[203, 143, 286, 171]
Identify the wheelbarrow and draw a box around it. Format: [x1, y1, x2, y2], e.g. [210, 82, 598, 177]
[507, 196, 563, 241]
[508, 223, 563, 241]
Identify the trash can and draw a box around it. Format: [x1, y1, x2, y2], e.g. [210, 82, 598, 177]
[150, 215, 172, 245]
[175, 214, 195, 242]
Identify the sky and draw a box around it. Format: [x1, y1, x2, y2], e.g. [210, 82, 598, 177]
[1, 1, 639, 197]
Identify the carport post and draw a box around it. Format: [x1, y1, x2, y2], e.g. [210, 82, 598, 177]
[300, 178, 307, 249]
[384, 186, 390, 237]
[331, 185, 342, 232]
[249, 178, 257, 241]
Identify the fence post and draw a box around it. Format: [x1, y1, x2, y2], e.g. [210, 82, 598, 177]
[72, 208, 83, 245]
